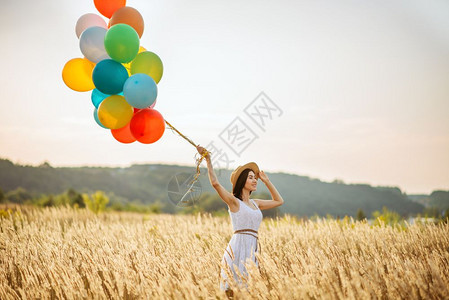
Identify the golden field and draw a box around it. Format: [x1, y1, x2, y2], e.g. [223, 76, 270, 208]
[1, 206, 448, 299]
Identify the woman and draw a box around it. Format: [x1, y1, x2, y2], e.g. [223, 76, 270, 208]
[196, 145, 284, 295]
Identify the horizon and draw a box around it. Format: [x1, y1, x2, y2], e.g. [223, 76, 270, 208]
[1, 155, 444, 196]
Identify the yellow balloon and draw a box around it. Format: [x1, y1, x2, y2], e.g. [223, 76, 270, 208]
[123, 46, 146, 72]
[130, 51, 163, 83]
[97, 95, 133, 129]
[62, 58, 95, 92]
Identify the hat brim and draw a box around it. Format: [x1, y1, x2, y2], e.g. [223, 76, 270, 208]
[230, 162, 260, 187]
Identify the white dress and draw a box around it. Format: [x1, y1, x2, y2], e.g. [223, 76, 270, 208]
[219, 198, 263, 291]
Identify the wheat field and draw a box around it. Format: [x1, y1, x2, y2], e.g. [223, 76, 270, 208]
[1, 206, 448, 299]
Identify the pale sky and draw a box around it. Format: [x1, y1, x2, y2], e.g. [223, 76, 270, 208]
[1, 0, 448, 194]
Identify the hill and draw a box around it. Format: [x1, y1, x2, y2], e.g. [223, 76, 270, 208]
[422, 191, 449, 210]
[0, 158, 425, 217]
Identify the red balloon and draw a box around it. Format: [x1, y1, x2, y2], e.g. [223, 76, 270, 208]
[111, 122, 136, 144]
[130, 108, 165, 144]
[94, 0, 126, 18]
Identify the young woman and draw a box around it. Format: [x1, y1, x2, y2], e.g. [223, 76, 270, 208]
[196, 145, 284, 296]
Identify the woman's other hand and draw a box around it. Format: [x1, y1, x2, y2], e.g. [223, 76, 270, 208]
[258, 170, 270, 183]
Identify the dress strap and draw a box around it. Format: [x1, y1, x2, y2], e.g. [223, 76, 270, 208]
[250, 198, 259, 209]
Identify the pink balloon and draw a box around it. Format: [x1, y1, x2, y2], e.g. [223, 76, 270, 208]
[133, 99, 155, 113]
[76, 13, 107, 38]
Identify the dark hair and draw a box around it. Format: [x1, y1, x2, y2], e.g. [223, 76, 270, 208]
[232, 168, 255, 200]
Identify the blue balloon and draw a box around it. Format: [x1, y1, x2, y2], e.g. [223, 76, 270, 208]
[123, 73, 158, 109]
[93, 108, 107, 129]
[92, 59, 129, 95]
[79, 26, 110, 63]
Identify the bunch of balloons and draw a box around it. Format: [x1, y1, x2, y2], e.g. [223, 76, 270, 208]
[62, 0, 165, 144]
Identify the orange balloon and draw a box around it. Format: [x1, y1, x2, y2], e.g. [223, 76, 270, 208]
[111, 122, 136, 144]
[94, 0, 126, 18]
[130, 108, 165, 144]
[109, 7, 144, 38]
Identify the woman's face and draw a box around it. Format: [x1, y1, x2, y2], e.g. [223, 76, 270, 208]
[244, 170, 258, 192]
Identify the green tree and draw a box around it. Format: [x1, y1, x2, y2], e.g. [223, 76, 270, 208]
[423, 206, 441, 218]
[199, 193, 226, 213]
[356, 208, 366, 221]
[82, 191, 109, 214]
[39, 195, 55, 207]
[149, 201, 162, 214]
[427, 191, 449, 210]
[6, 187, 32, 204]
[0, 187, 4, 203]
[372, 206, 403, 226]
[67, 188, 85, 208]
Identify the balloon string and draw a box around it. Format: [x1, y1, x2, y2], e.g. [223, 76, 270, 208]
[165, 120, 210, 187]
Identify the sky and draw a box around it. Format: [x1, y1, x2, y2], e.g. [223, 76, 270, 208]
[0, 0, 448, 195]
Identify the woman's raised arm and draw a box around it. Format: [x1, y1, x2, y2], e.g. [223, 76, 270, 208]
[196, 145, 237, 208]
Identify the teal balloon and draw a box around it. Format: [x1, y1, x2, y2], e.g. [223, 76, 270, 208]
[123, 74, 157, 109]
[92, 59, 128, 94]
[91, 89, 123, 108]
[93, 108, 107, 129]
[91, 89, 108, 108]
[104, 24, 140, 63]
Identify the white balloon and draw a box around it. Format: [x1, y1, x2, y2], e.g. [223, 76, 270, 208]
[76, 13, 107, 38]
[79, 26, 110, 63]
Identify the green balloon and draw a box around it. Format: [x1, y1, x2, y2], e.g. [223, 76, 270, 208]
[104, 24, 140, 63]
[131, 51, 164, 84]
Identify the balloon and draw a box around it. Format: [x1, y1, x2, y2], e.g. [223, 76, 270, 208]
[130, 108, 165, 144]
[130, 51, 163, 83]
[79, 26, 110, 63]
[97, 95, 134, 129]
[109, 7, 144, 38]
[123, 74, 157, 109]
[94, 108, 108, 128]
[91, 89, 109, 108]
[94, 0, 126, 18]
[75, 13, 107, 38]
[62, 58, 95, 92]
[91, 89, 124, 108]
[92, 59, 128, 94]
[104, 24, 140, 63]
[111, 122, 136, 143]
[123, 46, 146, 72]
[132, 99, 156, 113]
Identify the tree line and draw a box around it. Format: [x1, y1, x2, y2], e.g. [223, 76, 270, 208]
[1, 158, 448, 218]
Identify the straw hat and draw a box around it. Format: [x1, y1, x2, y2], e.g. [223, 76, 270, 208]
[230, 162, 260, 188]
